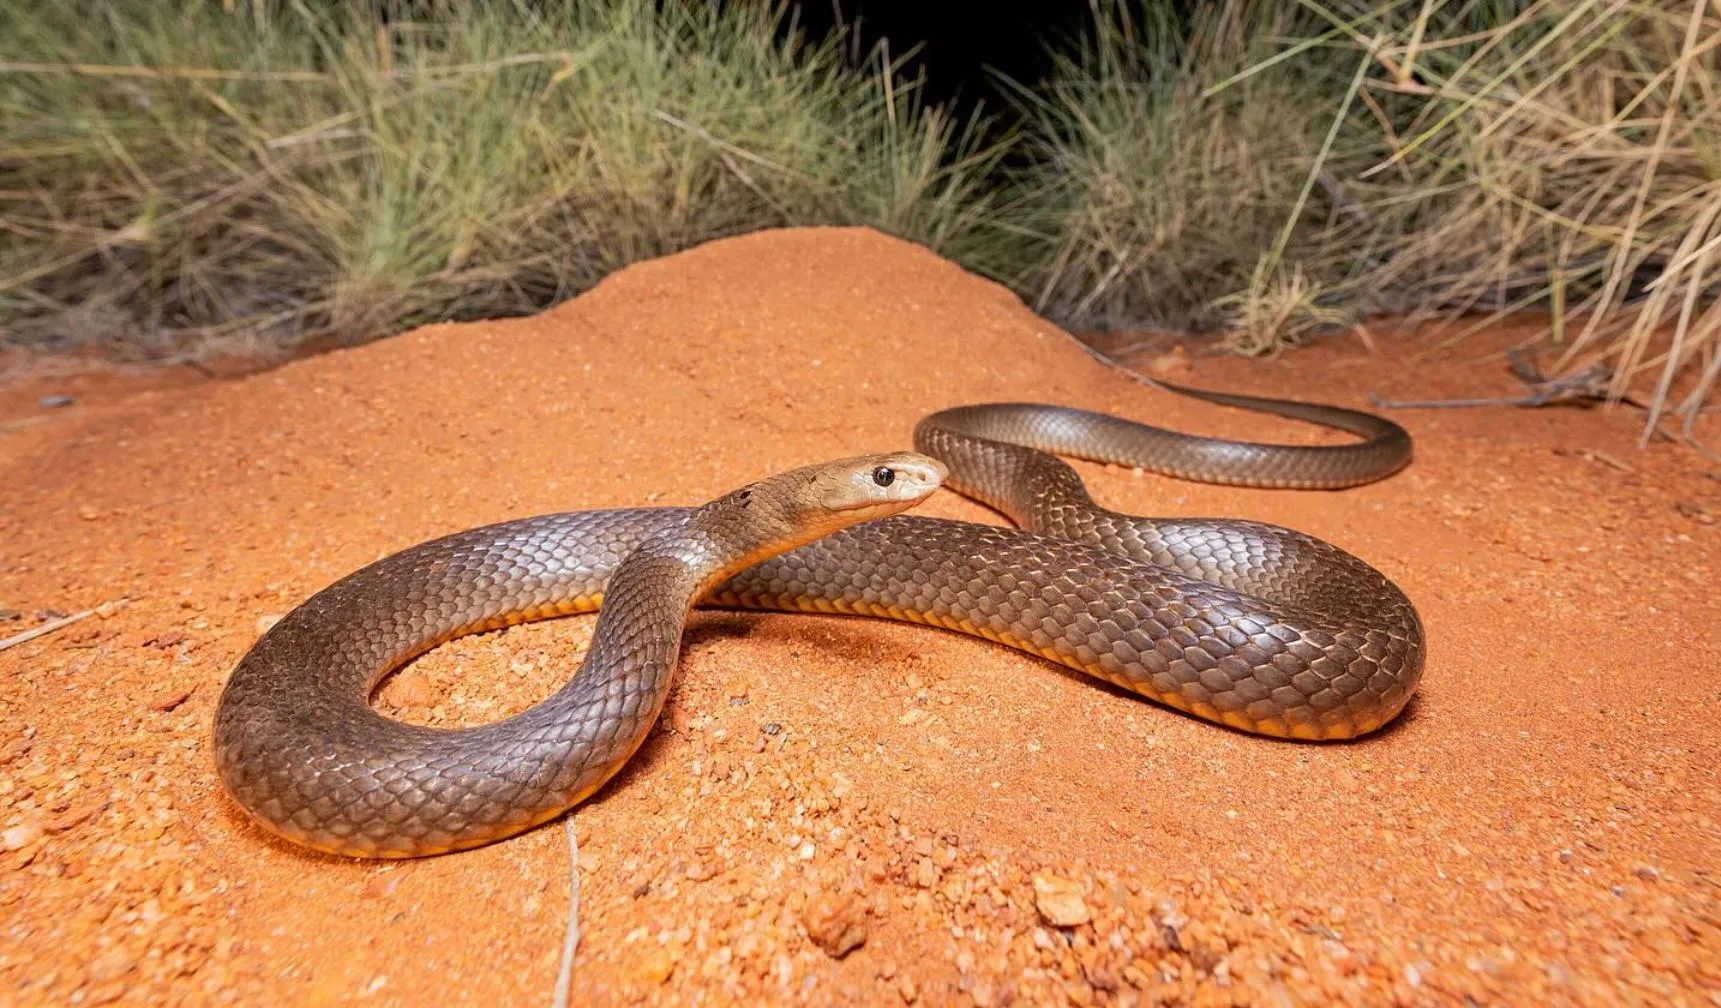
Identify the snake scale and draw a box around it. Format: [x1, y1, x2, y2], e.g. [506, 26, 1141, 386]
[214, 383, 1425, 858]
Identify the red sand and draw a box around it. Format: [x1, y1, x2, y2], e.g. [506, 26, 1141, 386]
[1, 228, 1718, 1006]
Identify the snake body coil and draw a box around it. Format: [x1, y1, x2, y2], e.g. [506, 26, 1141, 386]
[214, 388, 1424, 858]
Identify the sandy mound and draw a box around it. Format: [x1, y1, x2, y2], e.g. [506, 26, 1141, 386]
[2, 227, 1717, 1006]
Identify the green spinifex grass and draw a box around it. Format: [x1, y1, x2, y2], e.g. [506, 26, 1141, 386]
[0, 0, 1009, 360]
[995, 1, 1369, 338]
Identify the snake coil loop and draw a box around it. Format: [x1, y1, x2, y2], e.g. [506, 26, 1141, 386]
[214, 391, 1423, 858]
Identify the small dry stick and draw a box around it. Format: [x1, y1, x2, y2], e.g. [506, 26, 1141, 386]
[551, 815, 581, 1008]
[1370, 351, 1637, 410]
[0, 605, 110, 653]
[1370, 351, 1718, 458]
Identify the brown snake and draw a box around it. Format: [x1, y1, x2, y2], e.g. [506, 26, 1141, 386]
[213, 384, 1424, 858]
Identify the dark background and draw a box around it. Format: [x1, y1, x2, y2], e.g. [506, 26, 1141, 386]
[789, 1, 1143, 126]
[381, 2, 1202, 126]
[788, 1, 1097, 118]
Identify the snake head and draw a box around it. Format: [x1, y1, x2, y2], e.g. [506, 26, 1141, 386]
[693, 452, 943, 590]
[788, 450, 946, 544]
[811, 451, 946, 518]
[706, 451, 944, 551]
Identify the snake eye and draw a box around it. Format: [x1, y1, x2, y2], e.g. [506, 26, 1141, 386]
[871, 466, 896, 488]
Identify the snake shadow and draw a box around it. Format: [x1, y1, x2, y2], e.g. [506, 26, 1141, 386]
[211, 787, 379, 866]
[1040, 648, 1428, 745]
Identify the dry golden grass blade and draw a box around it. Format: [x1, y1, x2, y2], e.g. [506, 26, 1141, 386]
[1560, 0, 1715, 387]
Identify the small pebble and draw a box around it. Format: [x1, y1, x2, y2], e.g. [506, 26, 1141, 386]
[383, 670, 435, 709]
[2, 823, 42, 851]
[1033, 873, 1091, 927]
[39, 394, 75, 408]
[84, 946, 134, 983]
[149, 686, 196, 713]
[48, 798, 108, 834]
[141, 629, 186, 649]
[633, 946, 675, 986]
[803, 890, 868, 958]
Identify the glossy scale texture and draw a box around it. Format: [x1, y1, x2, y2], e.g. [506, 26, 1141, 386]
[213, 393, 1423, 858]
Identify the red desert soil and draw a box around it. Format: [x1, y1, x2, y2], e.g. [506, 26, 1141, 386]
[2, 228, 1719, 1007]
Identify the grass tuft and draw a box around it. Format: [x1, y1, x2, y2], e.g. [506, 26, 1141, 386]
[997, 1, 1363, 334]
[1009, 0, 1721, 438]
[1214, 263, 1354, 356]
[4, 0, 1718, 441]
[0, 0, 1011, 362]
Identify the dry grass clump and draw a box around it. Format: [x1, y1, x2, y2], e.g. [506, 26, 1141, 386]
[0, 0, 1006, 362]
[998, 1, 1366, 334]
[1324, 0, 1721, 441]
[1214, 264, 1354, 356]
[1015, 0, 1720, 437]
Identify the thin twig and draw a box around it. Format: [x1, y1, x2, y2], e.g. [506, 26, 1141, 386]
[1369, 393, 1562, 409]
[1369, 349, 1719, 456]
[551, 815, 580, 1008]
[651, 110, 802, 178]
[0, 415, 53, 435]
[1371, 349, 1642, 409]
[0, 604, 109, 652]
[1569, 448, 1636, 473]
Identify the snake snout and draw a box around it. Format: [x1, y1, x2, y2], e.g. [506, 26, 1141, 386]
[881, 453, 947, 500]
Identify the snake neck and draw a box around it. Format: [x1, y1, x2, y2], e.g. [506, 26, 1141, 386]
[679, 483, 909, 597]
[915, 420, 1098, 533]
[668, 493, 803, 599]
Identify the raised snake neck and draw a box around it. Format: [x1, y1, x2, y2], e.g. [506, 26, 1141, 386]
[213, 386, 1424, 858]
